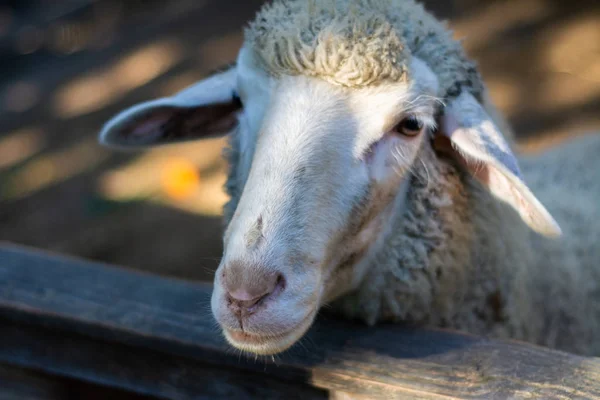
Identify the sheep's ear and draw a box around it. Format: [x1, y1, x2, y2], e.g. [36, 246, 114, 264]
[435, 91, 561, 238]
[99, 67, 240, 149]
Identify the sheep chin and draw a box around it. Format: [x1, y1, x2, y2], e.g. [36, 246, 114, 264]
[222, 308, 317, 355]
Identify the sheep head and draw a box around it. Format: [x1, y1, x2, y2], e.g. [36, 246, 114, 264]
[98, 1, 560, 356]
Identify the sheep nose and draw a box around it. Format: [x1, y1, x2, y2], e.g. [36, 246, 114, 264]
[225, 273, 284, 315]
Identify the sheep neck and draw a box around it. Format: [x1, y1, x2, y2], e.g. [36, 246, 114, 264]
[332, 143, 536, 337]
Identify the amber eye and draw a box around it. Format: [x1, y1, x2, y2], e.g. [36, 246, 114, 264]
[393, 115, 423, 137]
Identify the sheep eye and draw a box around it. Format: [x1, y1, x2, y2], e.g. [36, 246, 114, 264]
[393, 115, 423, 137]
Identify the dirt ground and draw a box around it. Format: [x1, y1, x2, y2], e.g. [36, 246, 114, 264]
[0, 0, 599, 282]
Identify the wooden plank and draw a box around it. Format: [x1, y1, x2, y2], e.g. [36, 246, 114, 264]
[0, 363, 160, 400]
[0, 319, 326, 400]
[0, 364, 67, 400]
[1, 243, 600, 399]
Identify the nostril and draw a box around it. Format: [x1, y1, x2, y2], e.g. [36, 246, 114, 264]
[226, 291, 267, 312]
[274, 273, 285, 293]
[226, 273, 286, 313]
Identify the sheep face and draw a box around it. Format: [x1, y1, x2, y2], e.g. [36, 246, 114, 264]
[99, 43, 559, 355]
[211, 50, 441, 355]
[98, 47, 439, 354]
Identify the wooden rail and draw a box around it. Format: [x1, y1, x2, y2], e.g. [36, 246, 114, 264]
[1, 243, 599, 399]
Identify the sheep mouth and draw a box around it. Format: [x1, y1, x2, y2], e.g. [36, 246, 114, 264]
[222, 310, 317, 355]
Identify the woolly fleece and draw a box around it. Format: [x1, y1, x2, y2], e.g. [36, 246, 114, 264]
[330, 134, 600, 356]
[246, 0, 484, 100]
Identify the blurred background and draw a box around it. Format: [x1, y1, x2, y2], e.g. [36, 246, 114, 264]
[0, 0, 598, 282]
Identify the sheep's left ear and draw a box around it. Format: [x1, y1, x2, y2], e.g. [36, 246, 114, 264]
[435, 91, 561, 237]
[99, 66, 240, 150]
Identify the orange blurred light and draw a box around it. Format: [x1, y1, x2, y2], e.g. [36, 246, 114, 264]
[97, 138, 228, 216]
[161, 158, 201, 200]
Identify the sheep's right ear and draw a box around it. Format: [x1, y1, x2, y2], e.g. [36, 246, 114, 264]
[99, 67, 241, 150]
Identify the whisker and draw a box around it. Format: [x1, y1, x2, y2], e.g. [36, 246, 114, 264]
[418, 156, 431, 190]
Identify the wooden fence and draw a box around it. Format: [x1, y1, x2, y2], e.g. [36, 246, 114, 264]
[1, 243, 599, 399]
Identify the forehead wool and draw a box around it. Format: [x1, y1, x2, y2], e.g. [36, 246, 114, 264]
[245, 0, 484, 100]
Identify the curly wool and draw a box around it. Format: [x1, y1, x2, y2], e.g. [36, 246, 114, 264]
[331, 134, 600, 356]
[245, 0, 484, 100]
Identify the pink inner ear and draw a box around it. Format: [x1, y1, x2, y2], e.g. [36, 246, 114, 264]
[434, 134, 561, 237]
[433, 135, 491, 183]
[439, 111, 459, 139]
[129, 115, 169, 137]
[481, 162, 561, 237]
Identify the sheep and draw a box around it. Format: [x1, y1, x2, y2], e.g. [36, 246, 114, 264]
[98, 0, 600, 356]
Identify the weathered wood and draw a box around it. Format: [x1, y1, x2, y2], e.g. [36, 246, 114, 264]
[1, 243, 599, 399]
[0, 364, 67, 400]
[0, 320, 325, 400]
[0, 363, 159, 400]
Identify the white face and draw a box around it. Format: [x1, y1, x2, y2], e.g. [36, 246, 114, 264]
[99, 43, 559, 356]
[210, 47, 440, 354]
